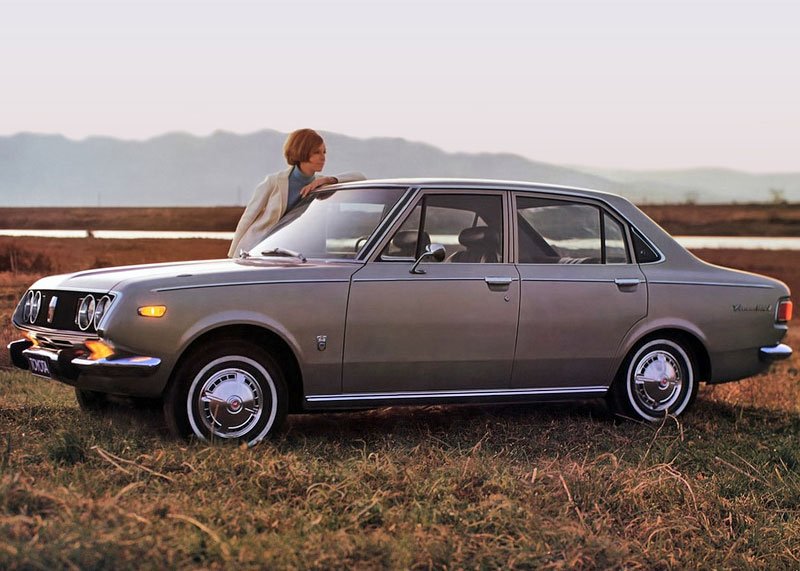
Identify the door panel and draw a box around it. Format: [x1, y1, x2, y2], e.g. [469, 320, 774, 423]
[343, 262, 520, 393]
[513, 264, 646, 388]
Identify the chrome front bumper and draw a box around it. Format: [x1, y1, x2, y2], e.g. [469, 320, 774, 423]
[8, 339, 161, 381]
[759, 343, 793, 363]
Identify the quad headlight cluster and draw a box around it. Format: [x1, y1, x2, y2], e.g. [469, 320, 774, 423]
[77, 294, 113, 331]
[21, 291, 42, 324]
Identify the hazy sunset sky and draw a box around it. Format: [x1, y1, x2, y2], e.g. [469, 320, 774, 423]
[1, 0, 798, 171]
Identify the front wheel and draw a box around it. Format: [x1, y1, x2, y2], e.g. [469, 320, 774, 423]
[164, 341, 288, 446]
[609, 338, 698, 421]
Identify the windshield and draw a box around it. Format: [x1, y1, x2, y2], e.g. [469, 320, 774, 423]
[250, 187, 407, 260]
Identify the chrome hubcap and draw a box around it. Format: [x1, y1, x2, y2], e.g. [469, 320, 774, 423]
[198, 367, 263, 438]
[633, 350, 683, 413]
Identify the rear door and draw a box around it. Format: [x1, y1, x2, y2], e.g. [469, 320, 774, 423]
[512, 194, 647, 391]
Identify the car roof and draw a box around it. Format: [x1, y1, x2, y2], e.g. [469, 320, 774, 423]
[333, 177, 620, 201]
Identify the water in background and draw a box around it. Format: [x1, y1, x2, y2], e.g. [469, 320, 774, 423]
[1, 229, 800, 250]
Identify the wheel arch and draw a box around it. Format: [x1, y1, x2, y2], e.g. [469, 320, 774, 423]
[617, 327, 711, 383]
[165, 324, 305, 413]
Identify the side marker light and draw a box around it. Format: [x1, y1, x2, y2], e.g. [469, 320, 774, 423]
[138, 305, 167, 318]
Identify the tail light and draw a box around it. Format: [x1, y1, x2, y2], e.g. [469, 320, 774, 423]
[777, 299, 793, 323]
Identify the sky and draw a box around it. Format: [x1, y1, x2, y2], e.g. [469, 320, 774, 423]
[1, 0, 799, 172]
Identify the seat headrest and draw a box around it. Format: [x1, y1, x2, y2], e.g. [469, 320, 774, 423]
[458, 226, 495, 247]
[392, 230, 431, 255]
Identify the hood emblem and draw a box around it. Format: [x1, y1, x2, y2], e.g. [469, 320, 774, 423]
[47, 296, 58, 323]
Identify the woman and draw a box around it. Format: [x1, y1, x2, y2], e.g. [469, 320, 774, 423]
[228, 128, 365, 257]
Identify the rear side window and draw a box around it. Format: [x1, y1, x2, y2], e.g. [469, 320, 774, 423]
[631, 229, 661, 263]
[516, 197, 631, 264]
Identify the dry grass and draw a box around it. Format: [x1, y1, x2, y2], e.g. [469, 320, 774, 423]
[0, 236, 798, 568]
[0, 368, 798, 569]
[640, 204, 800, 237]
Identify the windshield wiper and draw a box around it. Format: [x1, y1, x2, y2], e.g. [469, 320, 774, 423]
[260, 247, 307, 263]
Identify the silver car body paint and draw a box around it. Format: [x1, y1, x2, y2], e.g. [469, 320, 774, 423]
[9, 179, 792, 410]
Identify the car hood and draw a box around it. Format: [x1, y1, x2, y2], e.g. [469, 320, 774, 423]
[31, 257, 362, 293]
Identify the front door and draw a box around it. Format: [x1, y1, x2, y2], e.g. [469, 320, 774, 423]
[342, 191, 520, 394]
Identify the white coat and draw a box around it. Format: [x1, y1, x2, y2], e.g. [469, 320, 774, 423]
[228, 166, 366, 257]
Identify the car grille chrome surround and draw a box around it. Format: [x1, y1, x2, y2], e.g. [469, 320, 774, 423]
[15, 289, 115, 334]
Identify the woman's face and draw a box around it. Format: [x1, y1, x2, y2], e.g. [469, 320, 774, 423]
[303, 142, 326, 174]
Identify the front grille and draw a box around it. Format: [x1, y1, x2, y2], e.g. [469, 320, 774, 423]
[15, 290, 114, 334]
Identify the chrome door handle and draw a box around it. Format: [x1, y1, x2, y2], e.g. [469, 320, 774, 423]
[485, 276, 513, 291]
[614, 278, 640, 290]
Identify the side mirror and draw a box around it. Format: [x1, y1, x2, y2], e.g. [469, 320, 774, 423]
[410, 243, 446, 274]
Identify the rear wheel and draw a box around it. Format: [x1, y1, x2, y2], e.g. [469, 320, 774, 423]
[609, 338, 698, 421]
[164, 341, 288, 446]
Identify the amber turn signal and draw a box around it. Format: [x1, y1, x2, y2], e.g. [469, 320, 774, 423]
[138, 305, 167, 318]
[777, 300, 793, 323]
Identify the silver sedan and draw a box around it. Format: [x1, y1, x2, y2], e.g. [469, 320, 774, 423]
[9, 179, 793, 446]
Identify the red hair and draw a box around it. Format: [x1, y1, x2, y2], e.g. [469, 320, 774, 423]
[283, 129, 324, 166]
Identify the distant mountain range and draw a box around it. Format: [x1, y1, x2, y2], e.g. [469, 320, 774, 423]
[1, 130, 798, 206]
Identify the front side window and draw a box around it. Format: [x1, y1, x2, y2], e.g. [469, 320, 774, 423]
[251, 188, 406, 259]
[381, 193, 504, 263]
[517, 197, 630, 264]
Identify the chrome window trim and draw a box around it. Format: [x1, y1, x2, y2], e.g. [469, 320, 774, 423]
[356, 186, 420, 262]
[306, 386, 608, 403]
[512, 192, 646, 266]
[366, 187, 511, 264]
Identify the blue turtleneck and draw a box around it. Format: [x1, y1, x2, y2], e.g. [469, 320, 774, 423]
[287, 166, 315, 212]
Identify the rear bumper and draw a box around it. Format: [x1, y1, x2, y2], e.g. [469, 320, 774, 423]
[8, 338, 162, 395]
[759, 343, 793, 363]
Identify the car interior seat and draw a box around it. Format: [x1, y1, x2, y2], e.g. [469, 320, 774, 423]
[447, 226, 499, 263]
[390, 229, 431, 258]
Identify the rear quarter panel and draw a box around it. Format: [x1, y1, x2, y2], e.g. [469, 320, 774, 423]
[635, 261, 789, 382]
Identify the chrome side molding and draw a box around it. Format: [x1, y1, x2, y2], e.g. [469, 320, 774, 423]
[307, 386, 608, 403]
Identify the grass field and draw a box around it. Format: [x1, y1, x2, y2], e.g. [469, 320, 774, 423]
[0, 235, 798, 569]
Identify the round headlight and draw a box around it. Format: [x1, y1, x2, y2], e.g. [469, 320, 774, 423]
[93, 296, 111, 329]
[77, 295, 96, 331]
[29, 291, 42, 323]
[22, 291, 34, 323]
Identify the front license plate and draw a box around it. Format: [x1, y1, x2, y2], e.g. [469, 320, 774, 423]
[27, 356, 52, 379]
